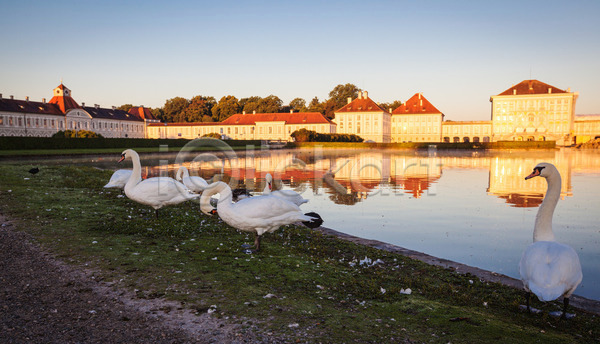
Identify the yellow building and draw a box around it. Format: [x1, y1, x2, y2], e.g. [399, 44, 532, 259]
[391, 93, 444, 143]
[442, 121, 492, 143]
[574, 115, 600, 144]
[334, 91, 391, 143]
[489, 80, 578, 145]
[146, 111, 335, 140]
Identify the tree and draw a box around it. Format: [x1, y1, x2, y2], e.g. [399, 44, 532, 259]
[181, 95, 216, 122]
[52, 130, 103, 138]
[307, 97, 323, 113]
[151, 108, 165, 121]
[163, 97, 189, 123]
[117, 104, 133, 112]
[257, 95, 283, 113]
[212, 95, 241, 121]
[289, 98, 307, 112]
[328, 83, 361, 111]
[202, 132, 221, 139]
[240, 96, 261, 114]
[322, 99, 337, 119]
[378, 100, 403, 113]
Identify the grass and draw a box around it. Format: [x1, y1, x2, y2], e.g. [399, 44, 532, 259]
[0, 164, 598, 343]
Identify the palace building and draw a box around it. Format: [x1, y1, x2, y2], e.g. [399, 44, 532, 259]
[146, 111, 335, 140]
[0, 83, 158, 138]
[391, 93, 444, 143]
[335, 91, 391, 143]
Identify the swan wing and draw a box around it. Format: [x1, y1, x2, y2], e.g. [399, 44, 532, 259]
[272, 190, 309, 206]
[519, 241, 583, 301]
[104, 169, 134, 188]
[183, 176, 209, 192]
[126, 177, 198, 208]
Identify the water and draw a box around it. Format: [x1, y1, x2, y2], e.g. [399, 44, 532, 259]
[5, 147, 600, 300]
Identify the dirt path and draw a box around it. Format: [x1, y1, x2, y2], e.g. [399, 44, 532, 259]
[0, 216, 274, 344]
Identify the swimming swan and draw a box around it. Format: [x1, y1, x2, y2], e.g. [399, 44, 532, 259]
[519, 162, 582, 319]
[200, 181, 323, 251]
[104, 169, 134, 189]
[176, 166, 208, 193]
[262, 173, 308, 206]
[118, 149, 199, 218]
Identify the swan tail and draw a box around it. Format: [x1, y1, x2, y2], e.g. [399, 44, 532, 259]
[302, 212, 323, 229]
[528, 283, 567, 302]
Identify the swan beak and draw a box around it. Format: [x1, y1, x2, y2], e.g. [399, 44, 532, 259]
[268, 181, 272, 191]
[525, 170, 540, 180]
[118, 154, 126, 163]
[209, 209, 218, 216]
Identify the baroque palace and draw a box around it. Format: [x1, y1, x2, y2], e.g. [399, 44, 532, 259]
[1, 80, 599, 145]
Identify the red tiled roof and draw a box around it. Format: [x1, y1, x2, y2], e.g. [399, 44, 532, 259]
[0, 98, 63, 116]
[336, 97, 384, 113]
[128, 106, 157, 120]
[48, 95, 80, 113]
[497, 80, 567, 96]
[392, 93, 441, 114]
[221, 112, 331, 125]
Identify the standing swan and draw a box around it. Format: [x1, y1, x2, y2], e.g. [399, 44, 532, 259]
[176, 166, 208, 193]
[118, 149, 200, 218]
[519, 162, 582, 319]
[200, 181, 323, 251]
[262, 173, 308, 206]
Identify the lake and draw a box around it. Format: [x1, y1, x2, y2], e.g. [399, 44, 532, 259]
[6, 145, 600, 301]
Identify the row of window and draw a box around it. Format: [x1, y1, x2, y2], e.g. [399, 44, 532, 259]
[0, 115, 144, 133]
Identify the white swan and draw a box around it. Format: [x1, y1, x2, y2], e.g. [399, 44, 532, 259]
[104, 169, 135, 189]
[176, 166, 208, 193]
[262, 173, 308, 206]
[519, 162, 582, 319]
[200, 181, 323, 251]
[118, 149, 200, 218]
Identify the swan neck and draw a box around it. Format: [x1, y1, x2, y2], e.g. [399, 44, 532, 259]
[125, 150, 142, 192]
[200, 182, 232, 214]
[533, 173, 560, 242]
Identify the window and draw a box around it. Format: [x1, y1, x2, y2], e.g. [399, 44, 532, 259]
[0, 117, 3, 125]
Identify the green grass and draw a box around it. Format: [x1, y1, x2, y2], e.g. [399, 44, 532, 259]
[0, 164, 597, 343]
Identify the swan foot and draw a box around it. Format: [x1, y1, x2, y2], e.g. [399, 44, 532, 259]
[549, 311, 576, 319]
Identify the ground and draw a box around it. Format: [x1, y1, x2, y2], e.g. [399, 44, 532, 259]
[0, 216, 276, 344]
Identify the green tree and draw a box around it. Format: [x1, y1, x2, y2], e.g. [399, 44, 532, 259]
[257, 95, 283, 113]
[378, 100, 403, 113]
[151, 108, 165, 121]
[202, 132, 221, 139]
[322, 99, 337, 119]
[307, 97, 323, 113]
[117, 104, 133, 112]
[240, 96, 261, 114]
[212, 95, 241, 121]
[328, 83, 361, 111]
[289, 98, 307, 112]
[182, 95, 216, 122]
[163, 97, 189, 122]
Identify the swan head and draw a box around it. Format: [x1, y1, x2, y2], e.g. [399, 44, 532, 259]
[118, 149, 137, 163]
[525, 162, 557, 180]
[265, 173, 273, 191]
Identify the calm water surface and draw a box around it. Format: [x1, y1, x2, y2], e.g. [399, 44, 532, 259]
[6, 148, 600, 300]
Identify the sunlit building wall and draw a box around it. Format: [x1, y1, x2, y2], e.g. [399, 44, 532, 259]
[489, 80, 578, 146]
[390, 93, 444, 143]
[441, 121, 492, 143]
[574, 115, 600, 144]
[334, 91, 391, 143]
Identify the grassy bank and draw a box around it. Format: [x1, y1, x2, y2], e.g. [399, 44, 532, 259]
[291, 141, 557, 150]
[0, 164, 597, 343]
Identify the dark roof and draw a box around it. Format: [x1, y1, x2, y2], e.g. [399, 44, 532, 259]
[0, 98, 63, 116]
[336, 96, 385, 113]
[497, 80, 567, 96]
[82, 106, 144, 122]
[392, 93, 442, 115]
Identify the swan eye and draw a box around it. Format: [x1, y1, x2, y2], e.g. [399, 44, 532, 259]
[535, 166, 545, 174]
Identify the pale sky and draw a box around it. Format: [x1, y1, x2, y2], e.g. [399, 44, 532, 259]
[1, 0, 598, 121]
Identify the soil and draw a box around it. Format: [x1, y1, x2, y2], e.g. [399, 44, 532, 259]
[0, 215, 280, 344]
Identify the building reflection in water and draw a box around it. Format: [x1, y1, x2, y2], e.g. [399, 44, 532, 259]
[137, 148, 600, 208]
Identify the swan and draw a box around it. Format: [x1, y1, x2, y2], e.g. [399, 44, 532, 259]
[262, 173, 308, 206]
[118, 149, 200, 218]
[200, 181, 323, 251]
[104, 169, 134, 189]
[176, 166, 208, 193]
[519, 162, 582, 319]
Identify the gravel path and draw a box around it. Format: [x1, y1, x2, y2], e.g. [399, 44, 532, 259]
[0, 216, 270, 344]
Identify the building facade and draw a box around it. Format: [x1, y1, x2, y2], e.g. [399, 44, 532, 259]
[146, 111, 335, 140]
[335, 91, 391, 143]
[391, 93, 444, 143]
[489, 80, 578, 145]
[0, 84, 158, 138]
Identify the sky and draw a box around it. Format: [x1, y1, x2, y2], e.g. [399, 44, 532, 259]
[1, 0, 599, 121]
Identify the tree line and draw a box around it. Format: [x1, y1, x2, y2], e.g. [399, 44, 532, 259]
[118, 83, 403, 124]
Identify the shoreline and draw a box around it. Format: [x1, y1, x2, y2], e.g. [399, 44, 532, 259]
[316, 225, 600, 315]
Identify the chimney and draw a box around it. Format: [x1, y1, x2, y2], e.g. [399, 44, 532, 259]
[389, 107, 392, 113]
[357, 92, 362, 100]
[347, 97, 352, 104]
[567, 87, 571, 92]
[290, 109, 293, 113]
[26, 96, 29, 101]
[363, 91, 368, 99]
[82, 102, 85, 106]
[253, 110, 256, 114]
[513, 89, 517, 95]
[420, 99, 423, 107]
[42, 98, 46, 103]
[112, 106, 116, 110]
[95, 104, 99, 108]
[242, 110, 246, 115]
[548, 88, 552, 94]
[10, 95, 14, 100]
[418, 93, 421, 100]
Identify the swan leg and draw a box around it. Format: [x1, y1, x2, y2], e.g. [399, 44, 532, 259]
[561, 298, 569, 320]
[254, 234, 262, 251]
[526, 291, 531, 313]
[155, 209, 159, 219]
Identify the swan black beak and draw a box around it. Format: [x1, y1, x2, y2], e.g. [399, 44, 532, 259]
[118, 154, 126, 163]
